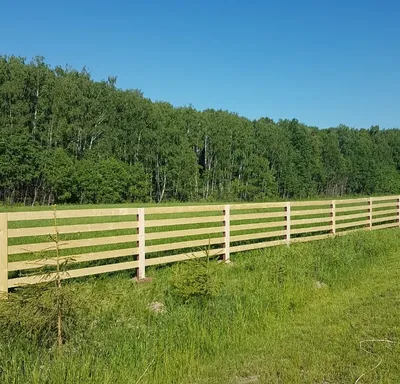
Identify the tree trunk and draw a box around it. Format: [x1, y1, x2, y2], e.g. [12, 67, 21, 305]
[32, 187, 39, 207]
[158, 171, 167, 203]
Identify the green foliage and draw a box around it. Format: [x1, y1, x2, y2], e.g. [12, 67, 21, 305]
[169, 254, 221, 304]
[1, 55, 400, 205]
[0, 285, 79, 348]
[0, 205, 83, 350]
[42, 148, 76, 202]
[127, 163, 151, 202]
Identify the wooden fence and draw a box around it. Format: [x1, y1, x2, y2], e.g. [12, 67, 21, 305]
[1, 196, 399, 293]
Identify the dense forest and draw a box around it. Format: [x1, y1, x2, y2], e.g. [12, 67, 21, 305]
[1, 56, 400, 205]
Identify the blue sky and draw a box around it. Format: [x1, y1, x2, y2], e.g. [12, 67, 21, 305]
[1, 0, 399, 128]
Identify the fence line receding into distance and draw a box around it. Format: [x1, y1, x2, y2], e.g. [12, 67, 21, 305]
[1, 196, 399, 293]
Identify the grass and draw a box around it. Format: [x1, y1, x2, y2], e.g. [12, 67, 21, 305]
[0, 193, 396, 213]
[1, 228, 400, 383]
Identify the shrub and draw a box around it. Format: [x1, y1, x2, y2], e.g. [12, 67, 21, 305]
[0, 205, 83, 349]
[0, 284, 79, 348]
[169, 253, 221, 304]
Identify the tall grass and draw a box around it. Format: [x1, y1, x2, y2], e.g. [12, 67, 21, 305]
[1, 228, 400, 383]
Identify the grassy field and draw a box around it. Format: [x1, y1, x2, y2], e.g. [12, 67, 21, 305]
[1, 228, 400, 383]
[0, 193, 395, 212]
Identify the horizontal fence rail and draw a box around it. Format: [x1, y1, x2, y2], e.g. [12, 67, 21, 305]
[1, 196, 399, 293]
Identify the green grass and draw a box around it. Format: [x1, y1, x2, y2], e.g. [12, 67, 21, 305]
[0, 193, 396, 213]
[1, 228, 400, 383]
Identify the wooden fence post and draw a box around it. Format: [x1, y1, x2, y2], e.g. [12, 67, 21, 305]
[397, 197, 400, 227]
[223, 205, 230, 262]
[285, 202, 291, 246]
[368, 197, 373, 230]
[137, 208, 146, 280]
[331, 200, 336, 235]
[0, 213, 8, 297]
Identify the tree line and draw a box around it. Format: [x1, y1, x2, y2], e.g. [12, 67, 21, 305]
[1, 56, 399, 205]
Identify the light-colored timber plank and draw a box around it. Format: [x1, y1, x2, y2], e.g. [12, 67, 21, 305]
[291, 233, 333, 243]
[8, 234, 138, 255]
[8, 221, 136, 238]
[8, 211, 55, 221]
[145, 248, 222, 266]
[334, 197, 371, 205]
[290, 208, 331, 216]
[291, 217, 332, 225]
[291, 200, 331, 207]
[230, 239, 286, 253]
[372, 202, 397, 209]
[335, 212, 369, 221]
[230, 230, 286, 243]
[371, 215, 399, 224]
[146, 226, 223, 240]
[145, 215, 224, 228]
[371, 196, 398, 202]
[335, 228, 365, 236]
[335, 206, 369, 213]
[230, 202, 287, 210]
[145, 205, 225, 214]
[145, 237, 225, 253]
[230, 212, 286, 221]
[230, 220, 287, 233]
[372, 222, 399, 230]
[291, 225, 332, 235]
[8, 208, 138, 222]
[337, 221, 398, 233]
[8, 260, 140, 288]
[8, 247, 139, 272]
[372, 209, 398, 217]
[335, 220, 369, 229]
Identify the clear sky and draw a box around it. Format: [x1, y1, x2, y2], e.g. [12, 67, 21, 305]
[1, 0, 399, 128]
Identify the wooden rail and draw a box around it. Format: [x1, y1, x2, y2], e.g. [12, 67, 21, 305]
[1, 196, 399, 293]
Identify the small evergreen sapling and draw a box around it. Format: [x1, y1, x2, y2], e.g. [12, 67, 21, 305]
[0, 205, 79, 350]
[169, 244, 221, 304]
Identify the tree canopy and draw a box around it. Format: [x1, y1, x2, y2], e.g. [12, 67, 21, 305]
[1, 56, 399, 205]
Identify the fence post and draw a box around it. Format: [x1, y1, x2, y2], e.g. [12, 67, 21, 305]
[137, 208, 146, 280]
[397, 197, 400, 227]
[330, 200, 336, 235]
[223, 205, 230, 262]
[0, 213, 8, 297]
[368, 197, 373, 230]
[285, 202, 291, 246]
